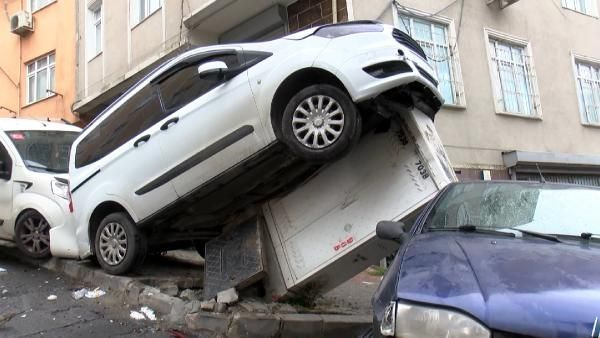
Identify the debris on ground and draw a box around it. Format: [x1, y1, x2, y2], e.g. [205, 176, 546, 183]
[85, 288, 106, 299]
[159, 282, 179, 297]
[216, 288, 239, 305]
[47, 295, 57, 301]
[179, 289, 200, 301]
[0, 267, 6, 273]
[200, 299, 216, 312]
[71, 288, 87, 300]
[1, 289, 7, 295]
[0, 309, 21, 326]
[130, 307, 158, 321]
[129, 311, 145, 320]
[140, 306, 157, 321]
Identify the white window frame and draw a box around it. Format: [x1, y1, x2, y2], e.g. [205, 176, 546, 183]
[26, 53, 56, 105]
[484, 28, 542, 119]
[571, 53, 600, 127]
[130, 0, 162, 28]
[87, 1, 103, 60]
[561, 0, 599, 17]
[392, 6, 466, 108]
[29, 0, 54, 13]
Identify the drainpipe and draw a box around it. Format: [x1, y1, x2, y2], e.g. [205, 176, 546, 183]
[332, 0, 337, 23]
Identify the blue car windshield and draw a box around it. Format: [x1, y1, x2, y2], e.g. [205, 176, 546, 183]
[424, 182, 600, 237]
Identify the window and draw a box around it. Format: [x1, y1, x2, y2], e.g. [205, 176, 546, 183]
[396, 14, 465, 106]
[562, 0, 598, 16]
[30, 0, 51, 12]
[130, 0, 161, 26]
[157, 54, 241, 114]
[26, 53, 55, 104]
[75, 85, 165, 168]
[486, 32, 541, 117]
[0, 142, 13, 180]
[573, 58, 600, 125]
[88, 2, 102, 56]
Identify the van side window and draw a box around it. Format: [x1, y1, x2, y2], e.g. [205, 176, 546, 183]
[0, 141, 13, 180]
[157, 54, 241, 114]
[75, 86, 165, 168]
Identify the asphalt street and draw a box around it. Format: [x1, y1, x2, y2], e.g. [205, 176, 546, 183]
[0, 250, 172, 338]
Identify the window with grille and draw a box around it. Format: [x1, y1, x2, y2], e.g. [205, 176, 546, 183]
[130, 0, 161, 26]
[26, 53, 55, 104]
[487, 35, 541, 117]
[396, 14, 465, 106]
[562, 0, 598, 16]
[574, 59, 600, 125]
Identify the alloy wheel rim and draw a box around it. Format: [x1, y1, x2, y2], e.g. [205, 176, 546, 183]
[292, 95, 345, 149]
[98, 222, 128, 266]
[19, 216, 50, 254]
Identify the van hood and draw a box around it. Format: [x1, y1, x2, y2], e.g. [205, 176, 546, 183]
[396, 232, 600, 337]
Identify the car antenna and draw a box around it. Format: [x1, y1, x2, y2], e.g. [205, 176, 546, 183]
[535, 163, 546, 183]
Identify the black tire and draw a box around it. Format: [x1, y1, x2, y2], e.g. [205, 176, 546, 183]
[193, 240, 206, 258]
[15, 210, 51, 259]
[281, 84, 361, 162]
[93, 212, 147, 275]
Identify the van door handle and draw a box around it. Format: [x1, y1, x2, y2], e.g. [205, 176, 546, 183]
[160, 117, 179, 131]
[134, 134, 151, 147]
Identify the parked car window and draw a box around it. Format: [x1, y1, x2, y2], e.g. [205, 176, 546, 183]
[7, 130, 78, 173]
[0, 141, 12, 179]
[157, 54, 241, 114]
[75, 85, 164, 168]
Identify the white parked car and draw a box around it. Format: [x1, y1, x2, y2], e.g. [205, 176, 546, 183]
[0, 118, 80, 258]
[60, 21, 443, 274]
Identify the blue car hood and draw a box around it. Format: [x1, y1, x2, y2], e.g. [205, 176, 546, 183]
[396, 232, 600, 337]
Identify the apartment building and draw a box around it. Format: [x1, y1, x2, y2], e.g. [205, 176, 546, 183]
[74, 0, 600, 185]
[0, 0, 78, 123]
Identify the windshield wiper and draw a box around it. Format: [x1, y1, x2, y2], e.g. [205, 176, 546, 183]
[26, 164, 65, 173]
[508, 228, 562, 243]
[428, 224, 516, 238]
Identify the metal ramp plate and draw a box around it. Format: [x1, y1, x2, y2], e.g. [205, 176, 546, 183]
[203, 217, 265, 300]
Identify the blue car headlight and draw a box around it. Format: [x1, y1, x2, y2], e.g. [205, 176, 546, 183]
[380, 301, 490, 338]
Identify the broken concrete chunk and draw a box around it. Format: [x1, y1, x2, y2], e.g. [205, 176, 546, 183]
[200, 299, 216, 312]
[185, 300, 202, 313]
[214, 303, 227, 313]
[179, 289, 200, 301]
[216, 288, 239, 305]
[159, 283, 179, 297]
[272, 303, 298, 314]
[238, 300, 269, 313]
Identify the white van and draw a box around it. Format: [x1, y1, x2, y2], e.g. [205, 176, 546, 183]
[0, 118, 80, 258]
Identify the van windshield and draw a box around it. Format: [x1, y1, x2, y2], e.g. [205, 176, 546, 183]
[6, 130, 79, 173]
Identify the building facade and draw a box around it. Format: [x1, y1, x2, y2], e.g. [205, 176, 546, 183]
[74, 0, 600, 185]
[0, 0, 78, 123]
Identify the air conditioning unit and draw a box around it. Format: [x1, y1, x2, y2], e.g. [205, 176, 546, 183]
[487, 0, 520, 9]
[10, 11, 33, 36]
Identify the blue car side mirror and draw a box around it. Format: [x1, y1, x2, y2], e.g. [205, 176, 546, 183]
[376, 221, 408, 244]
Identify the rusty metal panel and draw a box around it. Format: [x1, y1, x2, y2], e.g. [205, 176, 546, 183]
[203, 217, 265, 300]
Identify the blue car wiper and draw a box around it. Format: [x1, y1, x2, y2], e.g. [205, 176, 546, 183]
[508, 227, 562, 243]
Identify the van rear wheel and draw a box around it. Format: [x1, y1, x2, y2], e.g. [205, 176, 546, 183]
[94, 212, 147, 275]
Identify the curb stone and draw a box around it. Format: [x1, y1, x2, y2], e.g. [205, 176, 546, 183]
[0, 245, 373, 336]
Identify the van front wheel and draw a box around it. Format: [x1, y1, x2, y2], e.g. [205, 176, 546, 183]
[94, 212, 147, 275]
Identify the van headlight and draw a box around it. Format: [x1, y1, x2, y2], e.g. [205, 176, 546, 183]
[380, 301, 490, 337]
[51, 179, 69, 200]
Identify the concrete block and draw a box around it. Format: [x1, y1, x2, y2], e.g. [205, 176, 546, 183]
[280, 314, 323, 338]
[228, 313, 281, 338]
[322, 314, 372, 338]
[185, 300, 202, 314]
[238, 300, 269, 314]
[214, 303, 227, 313]
[185, 312, 231, 335]
[200, 299, 216, 312]
[139, 287, 183, 315]
[217, 288, 239, 305]
[180, 289, 201, 301]
[159, 282, 179, 297]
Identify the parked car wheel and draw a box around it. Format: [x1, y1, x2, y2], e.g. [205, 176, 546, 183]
[94, 212, 147, 275]
[15, 210, 51, 259]
[282, 84, 361, 162]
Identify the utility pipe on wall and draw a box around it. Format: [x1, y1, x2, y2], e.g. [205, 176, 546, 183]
[332, 0, 337, 23]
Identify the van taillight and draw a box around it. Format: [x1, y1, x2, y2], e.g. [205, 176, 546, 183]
[68, 189, 74, 213]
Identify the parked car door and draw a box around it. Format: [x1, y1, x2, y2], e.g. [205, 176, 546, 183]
[0, 140, 13, 240]
[71, 83, 178, 220]
[148, 48, 268, 198]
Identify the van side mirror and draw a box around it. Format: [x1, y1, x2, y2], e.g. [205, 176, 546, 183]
[376, 221, 408, 244]
[0, 160, 10, 180]
[198, 61, 229, 80]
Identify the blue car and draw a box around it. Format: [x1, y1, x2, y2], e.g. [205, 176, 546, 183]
[371, 181, 600, 338]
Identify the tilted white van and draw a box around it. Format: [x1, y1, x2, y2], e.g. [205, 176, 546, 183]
[60, 21, 444, 274]
[0, 118, 80, 258]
